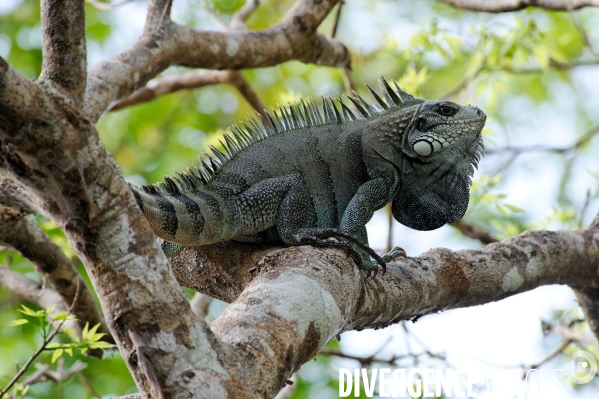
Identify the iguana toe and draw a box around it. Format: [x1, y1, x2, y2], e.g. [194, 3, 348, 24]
[381, 246, 407, 262]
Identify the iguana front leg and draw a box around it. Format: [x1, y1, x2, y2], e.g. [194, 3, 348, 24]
[339, 178, 406, 276]
[262, 174, 383, 271]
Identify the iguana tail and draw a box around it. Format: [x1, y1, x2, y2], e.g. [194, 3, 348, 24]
[129, 181, 227, 246]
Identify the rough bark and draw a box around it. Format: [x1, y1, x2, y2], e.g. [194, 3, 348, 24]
[39, 0, 87, 104]
[170, 230, 599, 330]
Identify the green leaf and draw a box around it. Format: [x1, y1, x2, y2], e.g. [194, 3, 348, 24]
[88, 341, 115, 349]
[87, 322, 100, 337]
[91, 332, 107, 342]
[18, 305, 38, 316]
[46, 304, 57, 314]
[53, 311, 69, 321]
[63, 327, 78, 340]
[496, 204, 508, 216]
[533, 45, 549, 71]
[51, 348, 63, 363]
[8, 319, 29, 326]
[81, 321, 89, 338]
[505, 204, 525, 213]
[46, 342, 62, 349]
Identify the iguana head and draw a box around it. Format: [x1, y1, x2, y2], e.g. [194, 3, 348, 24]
[391, 99, 486, 231]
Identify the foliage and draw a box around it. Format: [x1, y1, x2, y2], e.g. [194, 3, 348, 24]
[1, 304, 114, 398]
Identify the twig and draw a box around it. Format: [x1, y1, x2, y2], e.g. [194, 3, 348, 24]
[230, 0, 260, 30]
[0, 282, 81, 397]
[110, 70, 231, 111]
[450, 220, 498, 244]
[19, 360, 87, 387]
[330, 1, 344, 38]
[385, 204, 393, 253]
[341, 67, 355, 94]
[486, 120, 599, 156]
[523, 339, 572, 378]
[441, 63, 485, 100]
[569, 7, 598, 56]
[201, 0, 231, 30]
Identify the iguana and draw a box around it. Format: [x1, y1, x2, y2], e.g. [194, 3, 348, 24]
[130, 77, 486, 277]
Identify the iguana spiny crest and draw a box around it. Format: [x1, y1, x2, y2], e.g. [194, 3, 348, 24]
[130, 77, 486, 276]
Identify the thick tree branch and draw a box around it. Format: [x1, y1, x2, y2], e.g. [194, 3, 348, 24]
[39, 0, 87, 104]
[83, 0, 348, 122]
[439, 0, 599, 12]
[0, 57, 46, 132]
[162, 228, 599, 397]
[0, 206, 112, 345]
[0, 176, 39, 215]
[0, 74, 233, 395]
[170, 230, 599, 331]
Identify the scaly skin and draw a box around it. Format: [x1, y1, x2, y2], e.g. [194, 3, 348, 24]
[130, 78, 486, 275]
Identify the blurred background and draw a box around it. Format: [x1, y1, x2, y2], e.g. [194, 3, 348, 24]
[1, 0, 599, 397]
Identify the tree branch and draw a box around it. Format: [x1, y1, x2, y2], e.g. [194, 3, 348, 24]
[109, 70, 233, 111]
[83, 0, 348, 122]
[0, 176, 39, 215]
[450, 220, 499, 244]
[0, 57, 47, 133]
[439, 0, 599, 12]
[161, 227, 599, 397]
[230, 0, 260, 30]
[190, 293, 213, 320]
[573, 288, 599, 342]
[171, 229, 599, 334]
[109, 70, 267, 118]
[145, 0, 173, 33]
[39, 0, 87, 104]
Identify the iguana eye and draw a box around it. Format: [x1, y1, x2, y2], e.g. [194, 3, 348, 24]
[413, 140, 433, 157]
[438, 104, 457, 117]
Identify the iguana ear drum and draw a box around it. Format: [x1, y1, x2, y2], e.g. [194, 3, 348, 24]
[391, 173, 470, 231]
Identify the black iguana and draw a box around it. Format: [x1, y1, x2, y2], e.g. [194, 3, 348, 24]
[130, 77, 486, 276]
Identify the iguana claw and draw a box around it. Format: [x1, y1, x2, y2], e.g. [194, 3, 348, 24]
[381, 246, 407, 263]
[315, 231, 387, 275]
